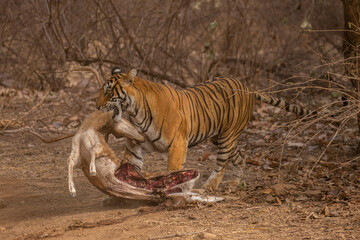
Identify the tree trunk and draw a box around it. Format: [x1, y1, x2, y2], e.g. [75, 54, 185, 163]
[343, 0, 360, 151]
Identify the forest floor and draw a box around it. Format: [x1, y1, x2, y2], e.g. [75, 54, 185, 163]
[0, 85, 359, 239]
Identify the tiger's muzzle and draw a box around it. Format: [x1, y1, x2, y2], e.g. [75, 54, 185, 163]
[99, 102, 121, 121]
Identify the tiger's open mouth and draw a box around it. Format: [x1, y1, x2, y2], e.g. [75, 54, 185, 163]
[100, 104, 120, 119]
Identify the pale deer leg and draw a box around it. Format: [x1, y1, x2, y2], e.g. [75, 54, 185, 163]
[68, 136, 81, 197]
[89, 149, 97, 176]
[89, 143, 105, 176]
[82, 134, 98, 176]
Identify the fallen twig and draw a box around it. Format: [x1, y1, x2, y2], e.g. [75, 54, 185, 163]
[0, 127, 30, 135]
[150, 231, 202, 240]
[66, 212, 151, 231]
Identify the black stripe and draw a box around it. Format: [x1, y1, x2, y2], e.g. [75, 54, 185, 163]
[269, 97, 274, 105]
[217, 147, 233, 155]
[299, 108, 304, 115]
[143, 79, 154, 89]
[152, 118, 165, 143]
[273, 98, 281, 106]
[169, 118, 184, 148]
[142, 103, 153, 132]
[114, 87, 121, 98]
[222, 82, 234, 128]
[223, 78, 238, 107]
[216, 158, 227, 163]
[194, 87, 213, 134]
[184, 91, 195, 137]
[126, 147, 142, 160]
[186, 89, 204, 144]
[189, 135, 195, 144]
[201, 85, 222, 120]
[229, 150, 240, 159]
[138, 110, 148, 126]
[213, 82, 227, 100]
[111, 82, 119, 94]
[212, 83, 227, 132]
[163, 84, 176, 101]
[285, 101, 290, 112]
[168, 135, 176, 148]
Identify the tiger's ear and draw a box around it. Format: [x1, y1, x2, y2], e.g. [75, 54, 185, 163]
[126, 69, 137, 83]
[111, 67, 122, 75]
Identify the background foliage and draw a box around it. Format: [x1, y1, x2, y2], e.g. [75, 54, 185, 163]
[0, 0, 346, 93]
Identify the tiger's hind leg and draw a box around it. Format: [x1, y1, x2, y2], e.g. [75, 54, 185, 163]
[202, 137, 238, 191]
[231, 146, 246, 186]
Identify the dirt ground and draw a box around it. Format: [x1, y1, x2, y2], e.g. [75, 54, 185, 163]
[0, 86, 359, 240]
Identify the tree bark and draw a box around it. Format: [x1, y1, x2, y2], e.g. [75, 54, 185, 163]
[343, 0, 360, 151]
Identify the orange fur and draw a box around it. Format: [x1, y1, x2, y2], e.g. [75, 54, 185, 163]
[97, 68, 313, 190]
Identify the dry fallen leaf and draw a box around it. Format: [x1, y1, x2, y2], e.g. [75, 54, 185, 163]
[197, 152, 211, 162]
[246, 158, 262, 166]
[263, 189, 273, 194]
[272, 183, 296, 195]
[323, 206, 330, 217]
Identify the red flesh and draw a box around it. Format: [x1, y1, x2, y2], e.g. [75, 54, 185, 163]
[114, 163, 198, 192]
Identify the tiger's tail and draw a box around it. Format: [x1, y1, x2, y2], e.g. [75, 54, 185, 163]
[254, 92, 316, 116]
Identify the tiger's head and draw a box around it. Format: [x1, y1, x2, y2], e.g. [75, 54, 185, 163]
[96, 67, 137, 122]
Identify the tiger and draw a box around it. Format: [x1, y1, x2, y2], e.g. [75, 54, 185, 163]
[96, 67, 315, 190]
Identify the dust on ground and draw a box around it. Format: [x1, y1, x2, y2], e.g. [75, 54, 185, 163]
[0, 86, 359, 240]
